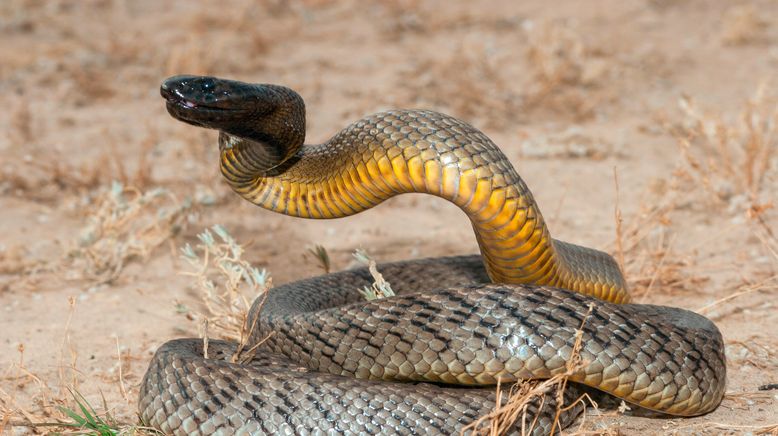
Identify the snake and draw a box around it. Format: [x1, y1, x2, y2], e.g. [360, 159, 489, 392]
[140, 75, 726, 435]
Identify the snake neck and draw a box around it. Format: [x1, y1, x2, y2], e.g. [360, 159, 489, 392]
[219, 110, 629, 303]
[216, 85, 306, 180]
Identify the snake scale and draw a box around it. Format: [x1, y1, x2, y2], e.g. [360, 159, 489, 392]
[140, 75, 726, 435]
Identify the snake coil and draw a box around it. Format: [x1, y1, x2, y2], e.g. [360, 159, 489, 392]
[140, 75, 726, 435]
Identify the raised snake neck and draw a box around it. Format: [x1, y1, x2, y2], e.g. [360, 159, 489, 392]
[141, 75, 726, 435]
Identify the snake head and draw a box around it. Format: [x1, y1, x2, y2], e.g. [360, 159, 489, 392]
[160, 75, 305, 146]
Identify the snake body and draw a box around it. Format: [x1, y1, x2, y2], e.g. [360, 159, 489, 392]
[141, 76, 726, 434]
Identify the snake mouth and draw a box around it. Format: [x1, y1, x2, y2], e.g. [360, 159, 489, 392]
[159, 82, 227, 112]
[161, 77, 243, 128]
[161, 85, 229, 112]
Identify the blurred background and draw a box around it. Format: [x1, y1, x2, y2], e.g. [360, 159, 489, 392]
[1, 0, 776, 433]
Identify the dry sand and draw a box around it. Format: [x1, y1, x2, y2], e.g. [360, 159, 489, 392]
[1, 0, 777, 434]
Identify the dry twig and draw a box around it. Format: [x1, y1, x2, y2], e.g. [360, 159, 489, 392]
[353, 249, 395, 300]
[463, 304, 596, 435]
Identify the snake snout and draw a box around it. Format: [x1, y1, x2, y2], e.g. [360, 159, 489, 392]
[161, 75, 233, 108]
[161, 75, 257, 130]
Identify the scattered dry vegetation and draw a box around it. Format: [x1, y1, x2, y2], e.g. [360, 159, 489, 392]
[461, 305, 603, 436]
[599, 86, 778, 435]
[660, 85, 778, 210]
[1, 224, 268, 435]
[178, 225, 272, 363]
[2, 119, 158, 202]
[0, 298, 155, 435]
[401, 41, 522, 129]
[3, 1, 778, 435]
[614, 85, 778, 303]
[65, 182, 194, 284]
[399, 19, 613, 129]
[522, 19, 612, 120]
[610, 169, 710, 301]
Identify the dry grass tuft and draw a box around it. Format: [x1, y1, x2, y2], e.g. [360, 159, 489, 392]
[660, 85, 778, 210]
[612, 87, 778, 301]
[612, 183, 709, 299]
[1, 343, 60, 430]
[522, 19, 612, 121]
[0, 299, 80, 432]
[66, 181, 194, 284]
[623, 224, 707, 301]
[463, 304, 595, 435]
[0, 298, 157, 435]
[613, 94, 778, 297]
[524, 20, 605, 91]
[179, 225, 272, 363]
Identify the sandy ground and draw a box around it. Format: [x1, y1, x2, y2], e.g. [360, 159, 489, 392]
[1, 0, 777, 434]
